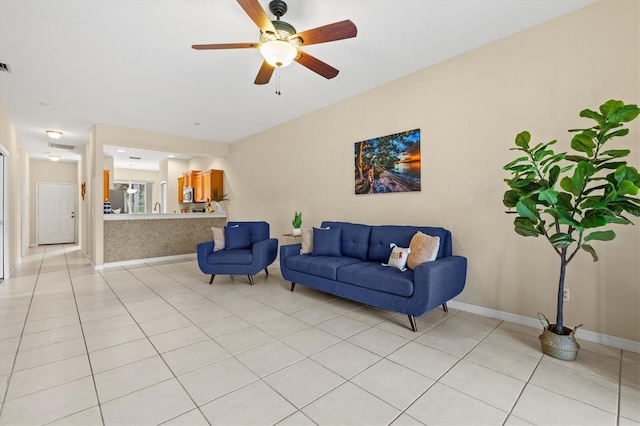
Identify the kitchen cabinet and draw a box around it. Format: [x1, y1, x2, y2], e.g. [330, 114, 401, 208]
[178, 169, 223, 203]
[177, 176, 184, 204]
[194, 169, 223, 203]
[103, 170, 110, 201]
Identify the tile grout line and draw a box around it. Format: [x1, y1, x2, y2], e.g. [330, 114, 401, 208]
[64, 244, 107, 426]
[0, 246, 45, 420]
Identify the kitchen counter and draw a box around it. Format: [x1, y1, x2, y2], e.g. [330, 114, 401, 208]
[104, 213, 227, 221]
[103, 213, 227, 264]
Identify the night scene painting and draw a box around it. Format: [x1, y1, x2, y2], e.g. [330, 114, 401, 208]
[354, 128, 421, 195]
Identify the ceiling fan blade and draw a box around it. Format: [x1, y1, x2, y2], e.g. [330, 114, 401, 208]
[254, 61, 275, 85]
[293, 20, 357, 46]
[295, 50, 339, 80]
[237, 0, 277, 35]
[192, 42, 257, 50]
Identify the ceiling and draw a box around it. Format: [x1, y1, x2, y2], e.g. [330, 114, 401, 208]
[0, 0, 595, 170]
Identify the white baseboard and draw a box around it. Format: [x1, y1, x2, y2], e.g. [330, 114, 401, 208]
[98, 253, 197, 270]
[448, 300, 640, 354]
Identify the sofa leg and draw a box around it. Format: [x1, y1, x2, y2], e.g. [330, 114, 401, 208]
[290, 282, 296, 292]
[442, 302, 448, 312]
[408, 315, 417, 332]
[264, 267, 269, 276]
[209, 275, 215, 285]
[248, 275, 254, 285]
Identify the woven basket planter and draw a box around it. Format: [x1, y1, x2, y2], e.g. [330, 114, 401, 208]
[537, 313, 582, 361]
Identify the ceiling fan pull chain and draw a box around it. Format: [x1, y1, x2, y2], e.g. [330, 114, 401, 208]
[275, 68, 281, 95]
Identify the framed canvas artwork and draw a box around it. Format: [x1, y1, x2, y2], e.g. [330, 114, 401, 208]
[354, 128, 421, 194]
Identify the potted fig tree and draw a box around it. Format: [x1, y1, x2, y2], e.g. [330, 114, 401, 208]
[503, 99, 640, 360]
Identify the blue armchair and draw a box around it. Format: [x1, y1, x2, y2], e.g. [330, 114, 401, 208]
[197, 221, 278, 285]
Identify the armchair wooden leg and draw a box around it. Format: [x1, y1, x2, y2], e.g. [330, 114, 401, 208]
[264, 267, 269, 276]
[442, 302, 448, 312]
[209, 275, 215, 285]
[248, 275, 254, 285]
[290, 282, 296, 292]
[408, 315, 417, 332]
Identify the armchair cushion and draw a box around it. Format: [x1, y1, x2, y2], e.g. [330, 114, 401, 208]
[225, 225, 251, 250]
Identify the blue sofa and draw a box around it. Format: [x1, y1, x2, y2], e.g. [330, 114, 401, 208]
[197, 221, 278, 285]
[279, 221, 467, 331]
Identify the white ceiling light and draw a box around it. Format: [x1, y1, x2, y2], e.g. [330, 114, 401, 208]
[259, 40, 297, 67]
[48, 154, 60, 161]
[45, 130, 63, 139]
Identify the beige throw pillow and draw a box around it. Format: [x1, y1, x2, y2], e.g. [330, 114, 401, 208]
[407, 231, 440, 269]
[300, 227, 313, 254]
[211, 226, 225, 252]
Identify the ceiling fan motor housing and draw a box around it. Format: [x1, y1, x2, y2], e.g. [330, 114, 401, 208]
[269, 0, 288, 18]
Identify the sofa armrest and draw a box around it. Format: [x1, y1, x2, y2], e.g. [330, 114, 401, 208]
[411, 255, 467, 312]
[251, 238, 278, 267]
[197, 240, 214, 266]
[280, 243, 302, 259]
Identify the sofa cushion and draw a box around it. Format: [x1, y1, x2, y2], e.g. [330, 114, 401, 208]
[383, 243, 411, 271]
[321, 221, 372, 262]
[408, 232, 440, 269]
[300, 227, 313, 254]
[337, 262, 414, 297]
[211, 226, 225, 252]
[284, 254, 361, 280]
[207, 248, 252, 265]
[312, 227, 342, 257]
[225, 225, 252, 250]
[368, 226, 450, 263]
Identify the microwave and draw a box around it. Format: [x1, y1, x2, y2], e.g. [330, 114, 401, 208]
[183, 187, 194, 203]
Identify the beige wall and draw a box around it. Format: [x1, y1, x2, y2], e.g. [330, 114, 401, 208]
[225, 1, 640, 341]
[0, 101, 30, 273]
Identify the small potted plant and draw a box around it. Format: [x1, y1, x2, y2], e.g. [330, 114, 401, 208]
[292, 211, 302, 236]
[503, 99, 639, 360]
[212, 189, 229, 213]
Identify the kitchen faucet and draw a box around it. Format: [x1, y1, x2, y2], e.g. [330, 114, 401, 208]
[153, 202, 161, 213]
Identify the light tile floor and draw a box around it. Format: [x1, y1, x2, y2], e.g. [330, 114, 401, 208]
[0, 244, 638, 425]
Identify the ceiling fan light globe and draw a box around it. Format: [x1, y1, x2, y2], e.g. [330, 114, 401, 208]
[260, 40, 297, 67]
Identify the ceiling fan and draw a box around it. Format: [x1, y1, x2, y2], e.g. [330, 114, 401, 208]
[192, 0, 357, 85]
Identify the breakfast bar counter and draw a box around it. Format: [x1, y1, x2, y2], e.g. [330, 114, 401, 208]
[103, 213, 227, 264]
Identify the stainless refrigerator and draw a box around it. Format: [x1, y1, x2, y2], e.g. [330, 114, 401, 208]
[109, 189, 127, 213]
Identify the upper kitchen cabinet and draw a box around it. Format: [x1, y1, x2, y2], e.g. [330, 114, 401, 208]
[103, 170, 110, 201]
[195, 169, 223, 203]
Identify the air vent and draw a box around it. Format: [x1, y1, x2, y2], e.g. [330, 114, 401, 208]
[0, 63, 11, 73]
[129, 156, 141, 160]
[48, 142, 75, 150]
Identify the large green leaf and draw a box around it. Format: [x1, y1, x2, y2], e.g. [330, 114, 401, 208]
[548, 165, 560, 186]
[503, 156, 529, 170]
[539, 189, 559, 205]
[514, 217, 539, 237]
[515, 131, 530, 149]
[560, 176, 580, 196]
[601, 149, 631, 158]
[607, 104, 640, 123]
[581, 214, 606, 228]
[571, 133, 596, 156]
[516, 199, 539, 221]
[581, 243, 599, 262]
[549, 233, 575, 248]
[618, 180, 639, 196]
[584, 230, 616, 242]
[503, 190, 520, 208]
[599, 100, 625, 117]
[579, 108, 604, 125]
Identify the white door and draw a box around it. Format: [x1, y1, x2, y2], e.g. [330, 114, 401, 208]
[37, 183, 76, 245]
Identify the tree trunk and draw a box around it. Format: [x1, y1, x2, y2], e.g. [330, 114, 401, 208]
[555, 249, 568, 334]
